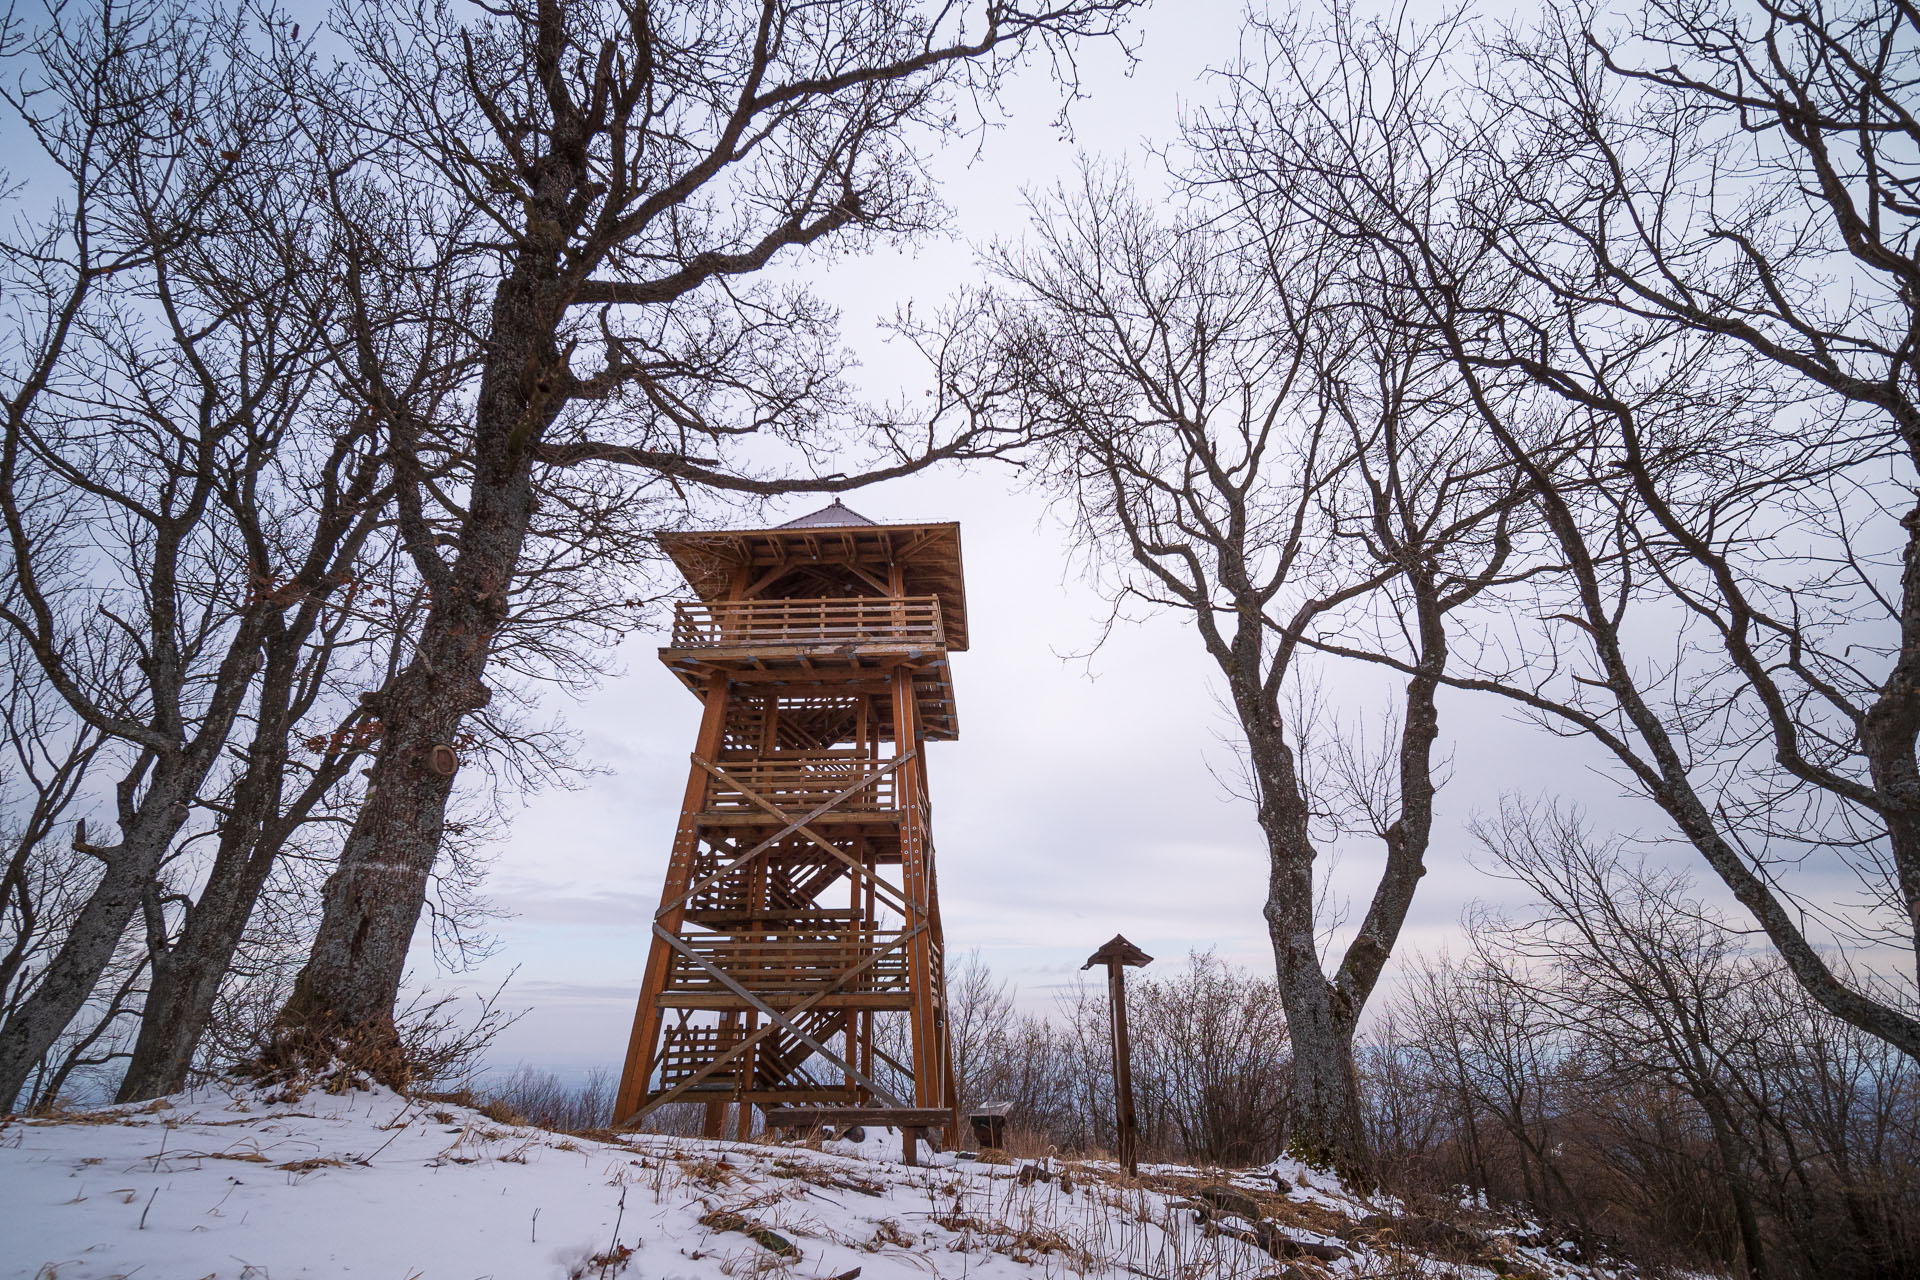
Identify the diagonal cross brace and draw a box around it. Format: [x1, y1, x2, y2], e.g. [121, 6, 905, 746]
[624, 926, 923, 1124]
[658, 751, 916, 922]
[649, 923, 905, 1108]
[696, 757, 913, 916]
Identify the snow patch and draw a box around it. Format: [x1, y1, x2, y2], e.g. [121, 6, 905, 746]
[0, 1081, 1639, 1280]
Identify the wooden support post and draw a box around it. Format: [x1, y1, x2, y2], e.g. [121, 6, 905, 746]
[616, 676, 732, 1123]
[1107, 963, 1136, 1175]
[737, 1007, 757, 1140]
[1084, 934, 1153, 1178]
[891, 665, 937, 1108]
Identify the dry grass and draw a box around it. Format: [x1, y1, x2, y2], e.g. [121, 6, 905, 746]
[699, 1209, 801, 1258]
[177, 1148, 272, 1164]
[767, 1156, 886, 1197]
[864, 1219, 915, 1251]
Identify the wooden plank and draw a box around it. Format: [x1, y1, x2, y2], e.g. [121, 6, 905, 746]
[763, 1106, 952, 1126]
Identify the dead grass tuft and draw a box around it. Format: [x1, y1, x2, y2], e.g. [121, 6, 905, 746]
[930, 1210, 1095, 1269]
[182, 1149, 272, 1164]
[767, 1157, 884, 1198]
[680, 1155, 739, 1187]
[18, 1107, 129, 1127]
[569, 1243, 634, 1277]
[699, 1209, 800, 1257]
[862, 1219, 915, 1251]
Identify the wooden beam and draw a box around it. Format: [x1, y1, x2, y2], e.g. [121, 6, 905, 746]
[649, 925, 903, 1104]
[658, 753, 916, 921]
[690, 757, 913, 917]
[622, 925, 925, 1123]
[616, 677, 733, 1122]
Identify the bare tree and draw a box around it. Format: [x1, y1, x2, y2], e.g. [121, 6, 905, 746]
[945, 948, 1017, 1112]
[926, 152, 1537, 1172]
[0, 0, 364, 1110]
[1471, 803, 1777, 1278]
[1130, 950, 1291, 1165]
[1388, 801, 1920, 1279]
[1397, 949, 1588, 1233]
[1222, 0, 1920, 1060]
[1481, 0, 1920, 1059]
[0, 0, 507, 1106]
[270, 0, 1149, 1067]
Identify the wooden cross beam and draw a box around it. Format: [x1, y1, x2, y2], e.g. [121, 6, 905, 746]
[619, 922, 924, 1124]
[654, 751, 915, 921]
[690, 756, 913, 916]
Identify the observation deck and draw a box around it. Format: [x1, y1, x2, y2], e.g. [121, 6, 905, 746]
[655, 519, 966, 739]
[618, 503, 965, 1133]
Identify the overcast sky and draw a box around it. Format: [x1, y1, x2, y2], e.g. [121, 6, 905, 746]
[426, 0, 1676, 1080]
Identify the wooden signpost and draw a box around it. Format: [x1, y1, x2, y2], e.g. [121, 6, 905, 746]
[1084, 934, 1152, 1177]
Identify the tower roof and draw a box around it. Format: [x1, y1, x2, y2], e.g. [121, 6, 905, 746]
[777, 500, 876, 529]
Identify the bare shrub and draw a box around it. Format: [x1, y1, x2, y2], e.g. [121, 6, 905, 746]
[478, 1065, 615, 1133]
[1379, 807, 1920, 1280]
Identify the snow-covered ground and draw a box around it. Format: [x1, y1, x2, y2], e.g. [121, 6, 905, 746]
[0, 1079, 1634, 1280]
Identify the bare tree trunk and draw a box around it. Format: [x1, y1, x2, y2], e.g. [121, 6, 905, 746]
[118, 440, 390, 1100]
[0, 578, 275, 1109]
[1699, 1088, 1770, 1280]
[278, 665, 489, 1058]
[116, 727, 366, 1098]
[28, 952, 148, 1111]
[115, 642, 336, 1097]
[278, 262, 553, 1059]
[119, 856, 275, 1098]
[0, 781, 192, 1110]
[1254, 731, 1368, 1174]
[1254, 578, 1445, 1178]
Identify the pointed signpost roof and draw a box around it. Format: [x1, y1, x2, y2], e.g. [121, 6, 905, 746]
[1083, 934, 1154, 970]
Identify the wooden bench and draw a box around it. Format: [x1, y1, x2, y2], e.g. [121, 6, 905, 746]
[763, 1106, 956, 1167]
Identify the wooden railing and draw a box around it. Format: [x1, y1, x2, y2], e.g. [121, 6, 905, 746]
[669, 596, 943, 649]
[657, 1022, 748, 1089]
[704, 755, 898, 812]
[666, 931, 911, 996]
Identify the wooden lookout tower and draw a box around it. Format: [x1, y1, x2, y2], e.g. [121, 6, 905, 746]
[614, 502, 965, 1142]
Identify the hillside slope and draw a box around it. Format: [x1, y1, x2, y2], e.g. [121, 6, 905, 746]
[1, 1080, 1641, 1280]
